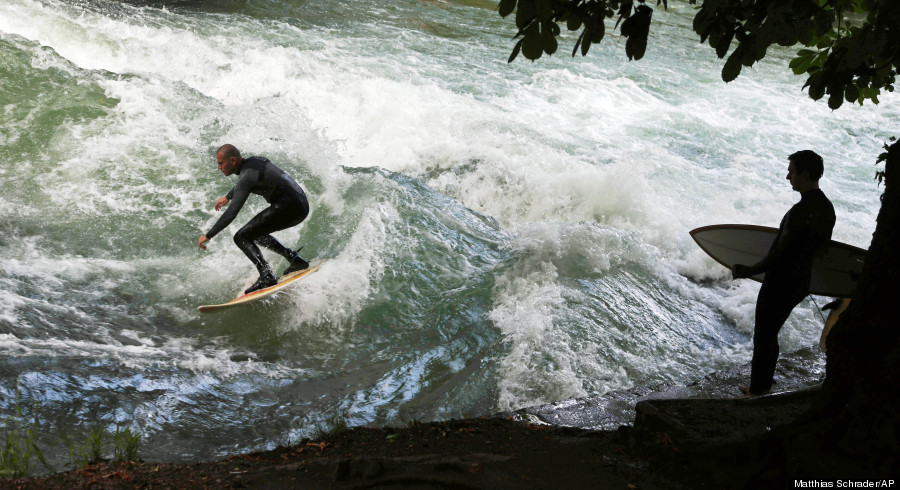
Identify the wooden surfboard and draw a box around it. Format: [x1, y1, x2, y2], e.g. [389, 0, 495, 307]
[689, 224, 866, 297]
[198, 260, 324, 313]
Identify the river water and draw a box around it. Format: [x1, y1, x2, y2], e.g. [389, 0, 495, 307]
[1, 0, 895, 468]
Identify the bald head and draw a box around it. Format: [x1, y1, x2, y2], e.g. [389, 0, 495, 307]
[215, 144, 243, 176]
[217, 144, 242, 161]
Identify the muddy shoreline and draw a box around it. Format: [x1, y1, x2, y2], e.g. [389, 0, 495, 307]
[8, 385, 887, 489]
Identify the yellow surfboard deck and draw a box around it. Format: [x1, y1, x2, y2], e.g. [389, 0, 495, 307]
[198, 260, 324, 313]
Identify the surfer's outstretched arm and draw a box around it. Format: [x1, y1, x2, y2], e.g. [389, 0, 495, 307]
[204, 170, 257, 240]
[198, 177, 254, 250]
[198, 196, 233, 249]
[215, 196, 230, 211]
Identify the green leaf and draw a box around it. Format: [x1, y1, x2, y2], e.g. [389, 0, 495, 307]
[859, 87, 881, 102]
[522, 23, 544, 60]
[542, 21, 559, 55]
[844, 83, 859, 103]
[572, 30, 586, 57]
[790, 51, 817, 74]
[622, 5, 652, 60]
[828, 88, 845, 109]
[516, 0, 535, 29]
[741, 43, 759, 66]
[547, 20, 560, 36]
[498, 0, 516, 18]
[508, 39, 523, 63]
[715, 28, 735, 58]
[790, 60, 809, 75]
[808, 77, 826, 100]
[534, 0, 553, 19]
[615, 0, 634, 30]
[693, 7, 720, 44]
[590, 18, 606, 43]
[618, 0, 634, 18]
[581, 34, 593, 56]
[722, 49, 743, 82]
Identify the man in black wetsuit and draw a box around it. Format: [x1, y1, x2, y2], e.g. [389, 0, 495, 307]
[198, 144, 310, 294]
[732, 150, 836, 396]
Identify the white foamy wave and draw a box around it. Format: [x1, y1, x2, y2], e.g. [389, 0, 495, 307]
[0, 332, 305, 380]
[490, 222, 655, 410]
[491, 261, 586, 411]
[510, 221, 655, 274]
[0, 238, 133, 330]
[42, 75, 212, 217]
[281, 202, 401, 331]
[0, 289, 26, 326]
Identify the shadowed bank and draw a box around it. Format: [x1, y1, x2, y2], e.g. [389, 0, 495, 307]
[5, 385, 893, 489]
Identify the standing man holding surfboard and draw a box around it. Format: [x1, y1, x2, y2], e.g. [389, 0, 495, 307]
[731, 150, 835, 396]
[198, 144, 310, 294]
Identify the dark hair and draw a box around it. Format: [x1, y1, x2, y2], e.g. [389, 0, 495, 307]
[217, 144, 242, 161]
[789, 150, 824, 181]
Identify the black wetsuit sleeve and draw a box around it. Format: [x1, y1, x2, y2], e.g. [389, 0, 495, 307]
[206, 168, 260, 239]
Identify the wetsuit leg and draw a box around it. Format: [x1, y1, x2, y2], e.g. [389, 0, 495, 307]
[749, 282, 807, 394]
[255, 235, 297, 260]
[233, 199, 309, 275]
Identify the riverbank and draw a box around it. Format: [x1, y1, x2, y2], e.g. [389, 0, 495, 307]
[7, 385, 885, 490]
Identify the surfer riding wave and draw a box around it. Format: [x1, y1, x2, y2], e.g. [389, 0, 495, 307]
[198, 144, 310, 294]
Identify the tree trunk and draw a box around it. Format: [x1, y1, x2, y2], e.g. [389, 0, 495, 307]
[819, 138, 900, 472]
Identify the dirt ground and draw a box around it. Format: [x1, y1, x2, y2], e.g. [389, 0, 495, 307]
[3, 417, 687, 489]
[1, 389, 889, 489]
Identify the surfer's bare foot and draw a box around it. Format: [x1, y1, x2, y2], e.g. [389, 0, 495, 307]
[737, 385, 770, 398]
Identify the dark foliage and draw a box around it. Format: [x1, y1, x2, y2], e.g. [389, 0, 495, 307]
[500, 0, 900, 110]
[501, 0, 660, 62]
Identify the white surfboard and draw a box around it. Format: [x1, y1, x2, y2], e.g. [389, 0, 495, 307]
[689, 224, 866, 297]
[198, 260, 324, 313]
